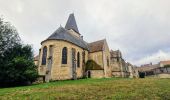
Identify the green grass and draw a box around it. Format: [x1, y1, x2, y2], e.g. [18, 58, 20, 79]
[0, 78, 170, 100]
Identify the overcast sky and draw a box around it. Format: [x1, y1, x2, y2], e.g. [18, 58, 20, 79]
[0, 0, 170, 66]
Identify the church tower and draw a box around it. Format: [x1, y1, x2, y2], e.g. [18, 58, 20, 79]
[65, 13, 81, 38]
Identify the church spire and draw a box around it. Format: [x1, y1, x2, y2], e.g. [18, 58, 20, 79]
[65, 13, 80, 34]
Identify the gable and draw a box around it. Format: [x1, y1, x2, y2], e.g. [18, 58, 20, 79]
[88, 39, 105, 53]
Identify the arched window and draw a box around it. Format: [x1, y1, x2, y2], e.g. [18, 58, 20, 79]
[82, 51, 85, 64]
[107, 57, 109, 67]
[62, 47, 67, 64]
[77, 52, 80, 67]
[42, 46, 47, 65]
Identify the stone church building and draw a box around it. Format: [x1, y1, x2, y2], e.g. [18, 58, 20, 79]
[35, 13, 131, 82]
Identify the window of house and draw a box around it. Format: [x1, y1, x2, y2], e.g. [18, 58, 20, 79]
[42, 46, 47, 65]
[77, 52, 80, 67]
[62, 47, 67, 64]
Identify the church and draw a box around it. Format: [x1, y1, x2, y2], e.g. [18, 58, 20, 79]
[35, 13, 131, 82]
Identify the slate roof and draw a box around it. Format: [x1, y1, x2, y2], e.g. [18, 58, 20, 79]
[88, 39, 105, 53]
[42, 26, 89, 50]
[65, 13, 80, 34]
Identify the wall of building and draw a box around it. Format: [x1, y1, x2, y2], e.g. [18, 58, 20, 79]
[103, 41, 112, 77]
[112, 71, 122, 77]
[155, 74, 170, 78]
[67, 29, 80, 38]
[34, 60, 39, 66]
[88, 70, 104, 78]
[88, 51, 103, 68]
[110, 50, 131, 78]
[38, 40, 88, 80]
[128, 65, 133, 78]
[110, 51, 124, 77]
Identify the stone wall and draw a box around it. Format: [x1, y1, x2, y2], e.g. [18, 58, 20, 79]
[156, 74, 170, 78]
[103, 40, 112, 77]
[88, 51, 103, 68]
[38, 40, 88, 81]
[147, 74, 170, 78]
[34, 60, 39, 66]
[88, 70, 104, 78]
[112, 71, 122, 77]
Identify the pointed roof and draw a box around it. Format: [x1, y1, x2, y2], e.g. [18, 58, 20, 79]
[88, 39, 105, 53]
[41, 26, 88, 50]
[65, 13, 80, 34]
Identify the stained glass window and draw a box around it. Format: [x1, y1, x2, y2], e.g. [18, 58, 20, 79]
[62, 47, 67, 64]
[42, 46, 47, 65]
[77, 52, 80, 67]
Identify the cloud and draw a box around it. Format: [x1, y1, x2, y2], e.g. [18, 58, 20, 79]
[0, 0, 170, 65]
[132, 50, 170, 66]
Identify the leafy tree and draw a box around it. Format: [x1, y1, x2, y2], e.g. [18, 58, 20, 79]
[0, 18, 20, 58]
[0, 17, 38, 87]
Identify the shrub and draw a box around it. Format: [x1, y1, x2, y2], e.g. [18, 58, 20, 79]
[0, 45, 38, 87]
[164, 65, 170, 68]
[139, 72, 145, 78]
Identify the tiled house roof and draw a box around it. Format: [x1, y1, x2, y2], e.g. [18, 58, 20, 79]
[137, 64, 159, 72]
[88, 39, 105, 53]
[160, 60, 170, 65]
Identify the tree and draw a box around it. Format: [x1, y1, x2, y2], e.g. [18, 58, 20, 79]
[164, 65, 170, 68]
[0, 45, 38, 86]
[0, 17, 38, 87]
[0, 18, 20, 58]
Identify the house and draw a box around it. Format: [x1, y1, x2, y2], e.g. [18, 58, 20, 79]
[137, 60, 170, 78]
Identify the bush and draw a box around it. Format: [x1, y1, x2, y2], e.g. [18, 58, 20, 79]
[139, 72, 145, 78]
[164, 65, 170, 68]
[85, 60, 103, 71]
[0, 45, 38, 87]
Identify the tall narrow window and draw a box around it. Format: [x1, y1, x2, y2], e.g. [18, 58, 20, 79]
[107, 57, 109, 67]
[77, 52, 80, 67]
[62, 47, 67, 64]
[42, 46, 47, 65]
[82, 51, 85, 64]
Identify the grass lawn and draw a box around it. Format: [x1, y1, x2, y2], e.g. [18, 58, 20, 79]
[0, 78, 170, 100]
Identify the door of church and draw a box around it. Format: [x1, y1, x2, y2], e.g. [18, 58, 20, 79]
[72, 48, 77, 80]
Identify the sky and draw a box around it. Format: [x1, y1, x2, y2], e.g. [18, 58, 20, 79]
[0, 0, 170, 66]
